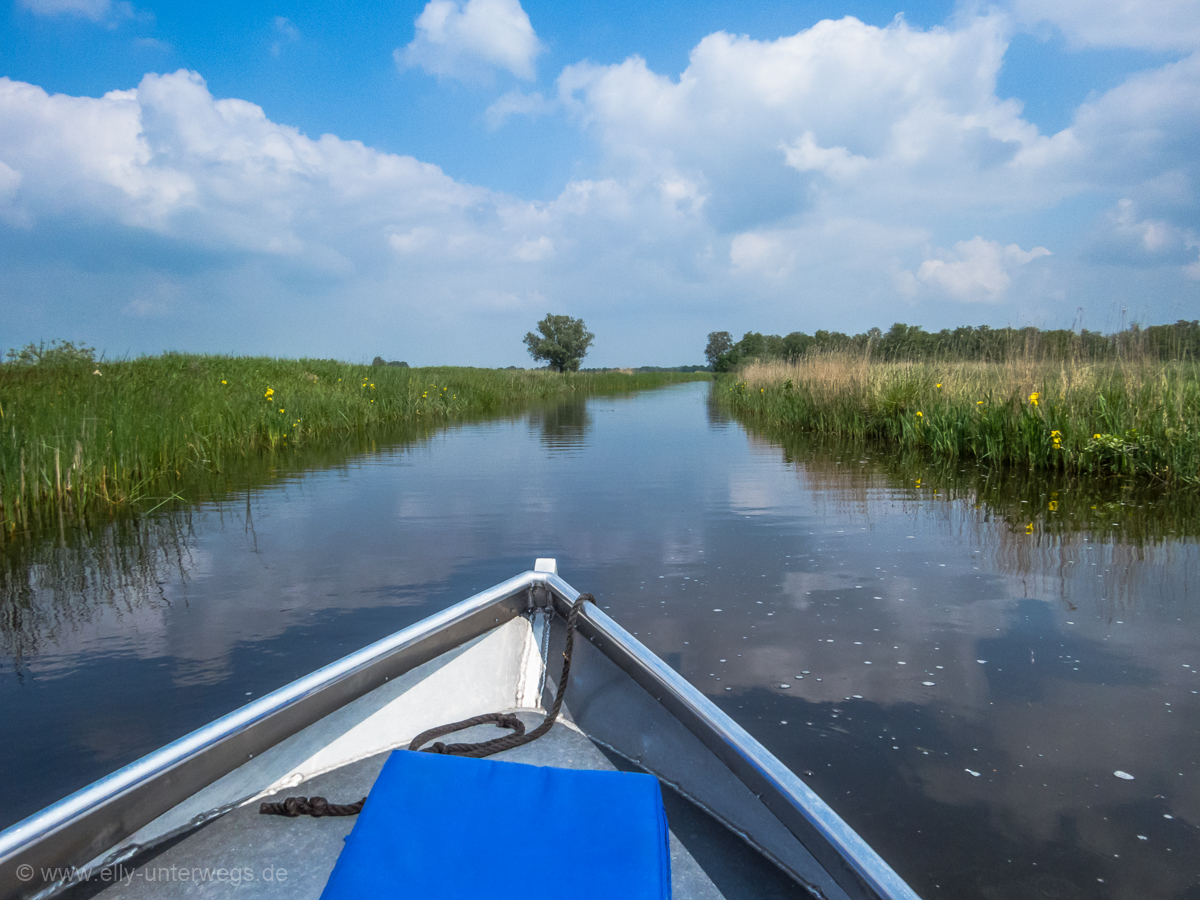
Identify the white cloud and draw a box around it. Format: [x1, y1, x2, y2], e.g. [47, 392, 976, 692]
[1007, 0, 1200, 51]
[18, 0, 111, 19]
[0, 71, 492, 255]
[730, 232, 793, 277]
[2, 9, 1200, 363]
[782, 132, 871, 181]
[18, 0, 143, 26]
[558, 14, 1058, 233]
[911, 237, 1051, 301]
[484, 89, 554, 129]
[399, 0, 542, 82]
[1112, 199, 1174, 253]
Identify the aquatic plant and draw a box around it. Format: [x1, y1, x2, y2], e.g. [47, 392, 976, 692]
[720, 354, 1200, 488]
[0, 355, 707, 528]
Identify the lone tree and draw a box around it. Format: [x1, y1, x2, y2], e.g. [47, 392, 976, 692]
[523, 314, 594, 372]
[704, 331, 733, 369]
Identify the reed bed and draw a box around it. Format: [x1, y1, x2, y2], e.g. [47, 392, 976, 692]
[0, 355, 706, 527]
[721, 354, 1200, 487]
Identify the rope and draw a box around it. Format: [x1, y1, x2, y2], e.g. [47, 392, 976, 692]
[259, 796, 365, 817]
[407, 592, 592, 757]
[259, 592, 593, 818]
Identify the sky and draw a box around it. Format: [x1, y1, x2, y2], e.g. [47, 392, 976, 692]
[1, 0, 1198, 367]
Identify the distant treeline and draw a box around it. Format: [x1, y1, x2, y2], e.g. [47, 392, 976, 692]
[578, 365, 710, 373]
[706, 320, 1200, 371]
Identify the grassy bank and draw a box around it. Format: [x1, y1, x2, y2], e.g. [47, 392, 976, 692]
[721, 355, 1200, 487]
[0, 354, 708, 527]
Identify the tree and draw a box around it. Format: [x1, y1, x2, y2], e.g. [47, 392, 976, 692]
[704, 331, 733, 368]
[524, 314, 594, 372]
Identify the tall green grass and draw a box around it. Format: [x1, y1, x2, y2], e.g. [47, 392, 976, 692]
[721, 354, 1200, 487]
[0, 354, 707, 527]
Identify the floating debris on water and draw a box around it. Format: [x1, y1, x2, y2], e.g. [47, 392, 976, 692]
[1114, 771, 1135, 780]
[965, 769, 980, 777]
[923, 681, 936, 686]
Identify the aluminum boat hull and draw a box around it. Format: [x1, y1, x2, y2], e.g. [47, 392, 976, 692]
[0, 560, 921, 900]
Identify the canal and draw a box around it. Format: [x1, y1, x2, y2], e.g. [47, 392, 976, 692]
[2, 380, 1197, 899]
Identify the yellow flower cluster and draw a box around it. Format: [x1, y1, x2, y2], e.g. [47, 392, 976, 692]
[264, 387, 274, 400]
[1029, 391, 1040, 406]
[1051, 429, 1062, 449]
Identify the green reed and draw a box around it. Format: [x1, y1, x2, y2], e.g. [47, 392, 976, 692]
[0, 354, 707, 527]
[721, 355, 1200, 488]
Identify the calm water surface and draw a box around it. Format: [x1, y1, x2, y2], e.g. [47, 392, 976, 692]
[2, 381, 1198, 899]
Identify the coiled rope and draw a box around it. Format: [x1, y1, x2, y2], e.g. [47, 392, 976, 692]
[260, 592, 592, 818]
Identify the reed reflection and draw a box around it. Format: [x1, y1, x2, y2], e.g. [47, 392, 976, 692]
[0, 511, 196, 668]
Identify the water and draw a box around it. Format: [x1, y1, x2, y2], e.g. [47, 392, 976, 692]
[2, 381, 1198, 900]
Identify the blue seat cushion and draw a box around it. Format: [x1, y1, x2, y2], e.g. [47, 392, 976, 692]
[320, 749, 671, 899]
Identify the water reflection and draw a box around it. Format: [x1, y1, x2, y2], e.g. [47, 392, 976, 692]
[0, 513, 196, 667]
[0, 381, 1197, 900]
[527, 398, 592, 453]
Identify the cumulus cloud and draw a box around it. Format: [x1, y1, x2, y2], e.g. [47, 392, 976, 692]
[0, 72, 494, 255]
[908, 237, 1051, 301]
[0, 70, 722, 361]
[730, 232, 793, 277]
[1007, 0, 1200, 51]
[558, 15, 1059, 233]
[399, 0, 542, 82]
[3, 8, 1200, 363]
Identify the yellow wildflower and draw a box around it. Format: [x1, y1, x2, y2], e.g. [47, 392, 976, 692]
[1029, 391, 1039, 406]
[279, 408, 285, 413]
[916, 411, 923, 417]
[1049, 501, 1059, 511]
[221, 380, 227, 385]
[1094, 433, 1101, 440]
[1026, 523, 1034, 534]
[976, 400, 983, 405]
[936, 383, 942, 388]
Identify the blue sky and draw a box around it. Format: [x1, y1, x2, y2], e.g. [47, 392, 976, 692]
[1, 0, 1198, 366]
